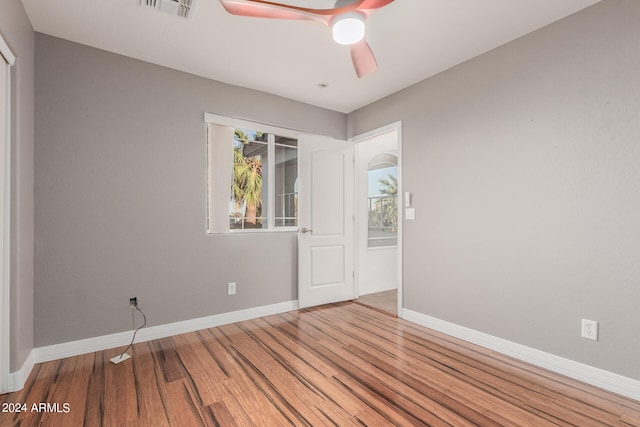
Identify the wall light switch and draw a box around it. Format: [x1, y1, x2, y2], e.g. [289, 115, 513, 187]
[405, 192, 412, 208]
[405, 208, 416, 220]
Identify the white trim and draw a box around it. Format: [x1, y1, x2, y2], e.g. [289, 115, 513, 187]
[402, 309, 640, 401]
[352, 139, 361, 298]
[204, 113, 300, 139]
[6, 349, 35, 393]
[395, 122, 403, 317]
[0, 35, 15, 65]
[349, 121, 403, 143]
[229, 227, 298, 234]
[0, 36, 13, 395]
[267, 133, 276, 229]
[35, 300, 298, 364]
[203, 112, 333, 139]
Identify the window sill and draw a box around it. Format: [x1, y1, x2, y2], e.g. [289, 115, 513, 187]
[231, 227, 298, 234]
[207, 227, 299, 235]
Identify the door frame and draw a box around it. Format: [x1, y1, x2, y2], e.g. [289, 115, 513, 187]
[0, 34, 15, 394]
[350, 121, 403, 317]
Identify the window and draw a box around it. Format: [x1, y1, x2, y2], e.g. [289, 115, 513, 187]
[274, 136, 299, 227]
[230, 129, 298, 230]
[206, 114, 298, 233]
[367, 160, 398, 247]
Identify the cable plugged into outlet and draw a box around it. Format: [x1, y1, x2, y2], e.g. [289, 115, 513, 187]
[111, 297, 147, 364]
[581, 319, 598, 341]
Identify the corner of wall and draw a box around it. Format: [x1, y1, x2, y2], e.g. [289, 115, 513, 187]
[0, 0, 36, 375]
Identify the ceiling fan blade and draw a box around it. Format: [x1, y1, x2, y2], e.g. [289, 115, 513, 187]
[219, 0, 392, 77]
[219, 0, 325, 22]
[357, 0, 395, 11]
[219, 0, 367, 24]
[246, 0, 365, 16]
[349, 39, 378, 78]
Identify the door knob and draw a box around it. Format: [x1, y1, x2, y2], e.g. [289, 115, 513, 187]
[300, 227, 313, 234]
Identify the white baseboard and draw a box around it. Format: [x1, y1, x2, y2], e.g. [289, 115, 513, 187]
[9, 300, 297, 392]
[6, 349, 36, 393]
[13, 302, 638, 402]
[402, 309, 640, 401]
[34, 300, 298, 365]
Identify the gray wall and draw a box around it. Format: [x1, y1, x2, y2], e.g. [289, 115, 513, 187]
[34, 34, 346, 347]
[348, 0, 640, 380]
[0, 0, 35, 372]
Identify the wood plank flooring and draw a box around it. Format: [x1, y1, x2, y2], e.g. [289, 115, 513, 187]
[2, 302, 639, 426]
[355, 290, 398, 317]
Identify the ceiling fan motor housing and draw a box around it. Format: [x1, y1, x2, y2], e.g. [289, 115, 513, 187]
[331, 12, 366, 45]
[141, 0, 196, 19]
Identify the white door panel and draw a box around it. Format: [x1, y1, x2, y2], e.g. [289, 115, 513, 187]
[310, 150, 344, 235]
[298, 134, 354, 308]
[310, 246, 344, 286]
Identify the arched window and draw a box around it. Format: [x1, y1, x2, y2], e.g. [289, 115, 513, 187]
[367, 154, 397, 248]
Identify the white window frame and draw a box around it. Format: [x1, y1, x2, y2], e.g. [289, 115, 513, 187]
[205, 113, 299, 234]
[366, 162, 398, 249]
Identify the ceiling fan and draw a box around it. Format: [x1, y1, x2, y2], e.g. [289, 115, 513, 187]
[218, 0, 395, 78]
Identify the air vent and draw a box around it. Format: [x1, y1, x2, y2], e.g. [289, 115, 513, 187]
[141, 0, 195, 19]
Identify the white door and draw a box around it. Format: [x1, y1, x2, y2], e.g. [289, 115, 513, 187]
[298, 134, 354, 308]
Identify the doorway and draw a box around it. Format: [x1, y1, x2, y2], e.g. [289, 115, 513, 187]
[353, 123, 402, 316]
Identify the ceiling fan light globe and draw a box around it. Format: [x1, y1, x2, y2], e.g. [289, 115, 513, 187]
[332, 13, 366, 45]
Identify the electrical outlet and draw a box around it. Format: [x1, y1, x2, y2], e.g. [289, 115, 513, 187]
[129, 297, 138, 307]
[581, 319, 598, 341]
[227, 282, 236, 296]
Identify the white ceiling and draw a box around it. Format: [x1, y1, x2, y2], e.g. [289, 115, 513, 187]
[20, 0, 601, 113]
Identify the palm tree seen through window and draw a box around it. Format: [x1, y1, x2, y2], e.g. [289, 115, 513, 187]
[230, 128, 297, 230]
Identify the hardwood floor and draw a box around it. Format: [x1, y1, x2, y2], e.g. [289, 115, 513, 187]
[2, 302, 639, 426]
[355, 289, 398, 316]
